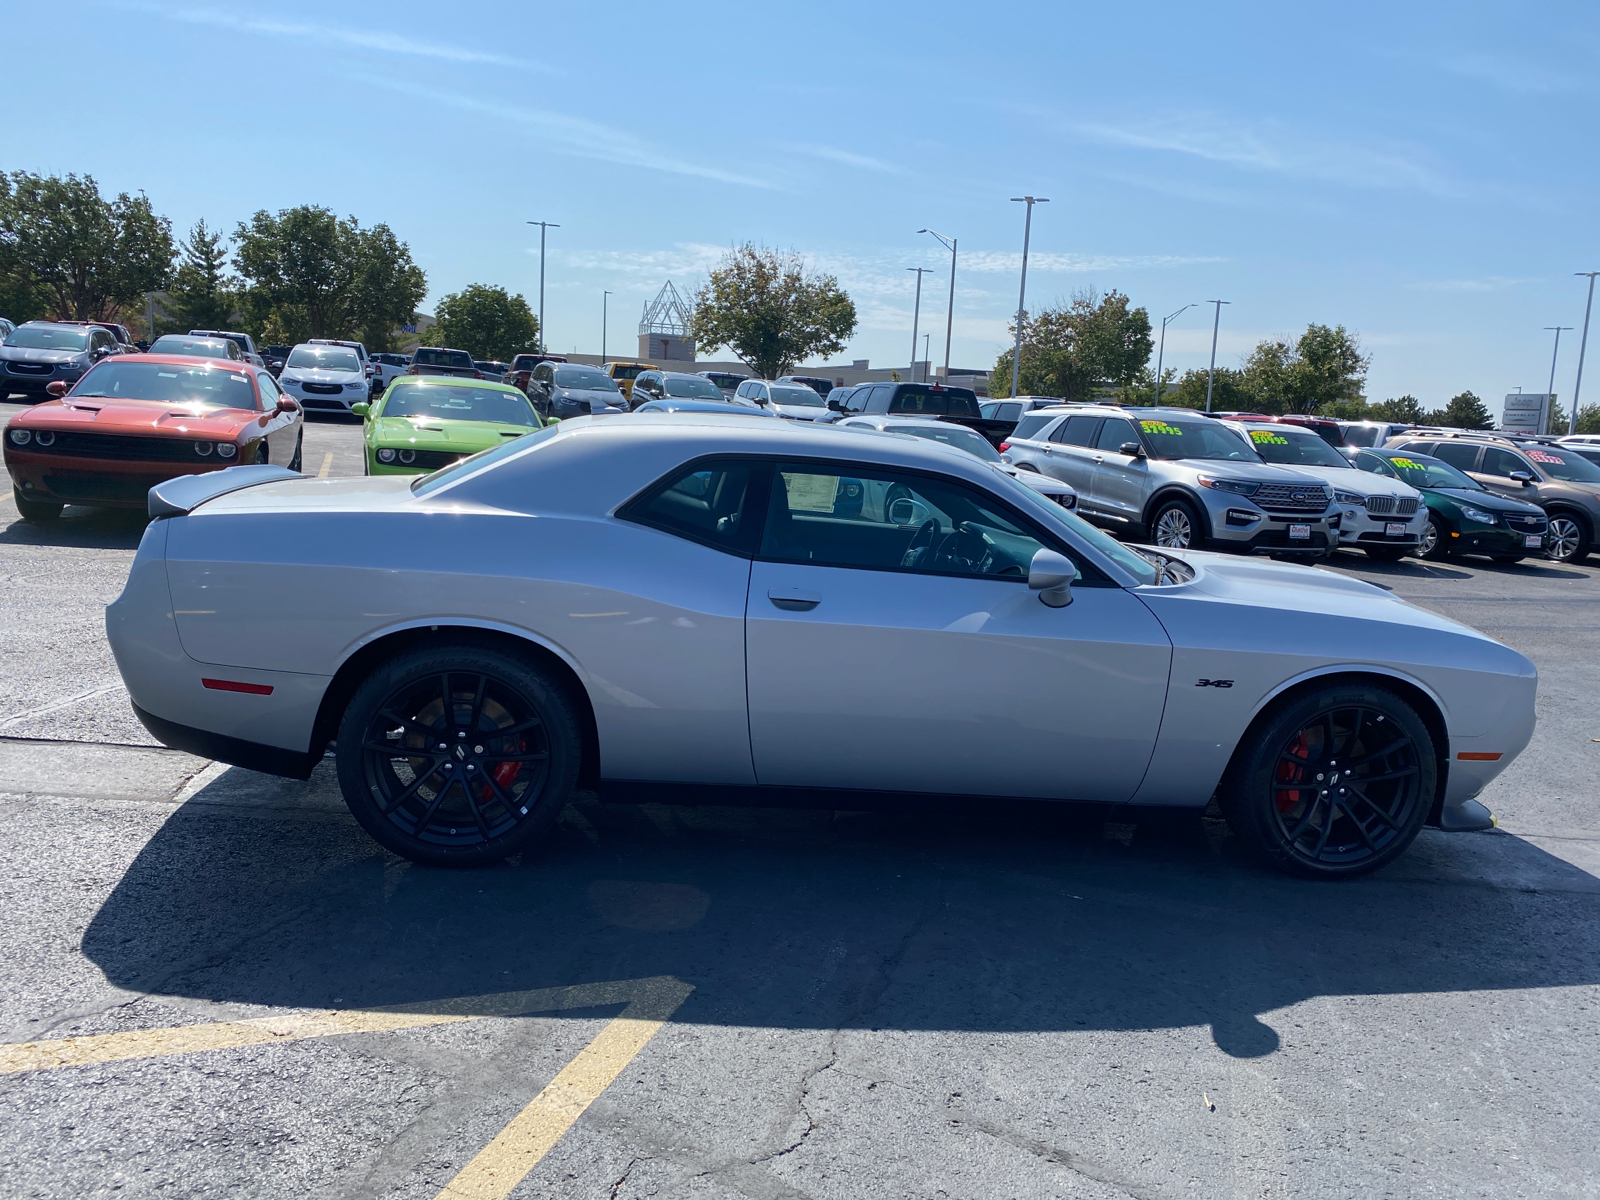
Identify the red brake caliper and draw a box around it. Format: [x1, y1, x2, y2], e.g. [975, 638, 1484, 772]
[1276, 731, 1308, 813]
[482, 735, 525, 806]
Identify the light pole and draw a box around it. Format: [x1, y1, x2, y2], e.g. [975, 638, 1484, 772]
[1544, 325, 1573, 434]
[1008, 197, 1048, 399]
[1154, 304, 1195, 404]
[603, 291, 613, 364]
[907, 267, 931, 382]
[1204, 299, 1230, 413]
[1572, 273, 1600, 436]
[526, 220, 560, 353]
[918, 228, 957, 379]
[923, 333, 930, 381]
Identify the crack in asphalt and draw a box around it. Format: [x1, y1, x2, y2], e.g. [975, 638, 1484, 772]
[943, 1094, 1156, 1200]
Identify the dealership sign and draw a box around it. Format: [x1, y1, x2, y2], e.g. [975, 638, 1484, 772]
[1502, 393, 1552, 435]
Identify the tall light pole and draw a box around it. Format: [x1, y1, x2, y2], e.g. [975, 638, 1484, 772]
[1544, 325, 1573, 434]
[918, 228, 957, 379]
[602, 290, 613, 364]
[526, 220, 560, 353]
[923, 333, 930, 381]
[1008, 197, 1048, 399]
[1204, 299, 1231, 413]
[1154, 303, 1195, 404]
[907, 267, 931, 382]
[1572, 273, 1600, 436]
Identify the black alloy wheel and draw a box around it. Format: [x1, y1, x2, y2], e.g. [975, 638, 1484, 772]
[288, 430, 303, 473]
[1151, 498, 1204, 550]
[1418, 513, 1451, 560]
[254, 441, 270, 465]
[13, 488, 62, 523]
[1221, 683, 1434, 879]
[1545, 513, 1590, 564]
[336, 642, 582, 866]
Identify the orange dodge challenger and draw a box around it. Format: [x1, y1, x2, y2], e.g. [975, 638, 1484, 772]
[3, 354, 303, 522]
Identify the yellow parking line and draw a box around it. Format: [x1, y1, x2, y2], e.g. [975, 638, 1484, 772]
[316, 451, 333, 478]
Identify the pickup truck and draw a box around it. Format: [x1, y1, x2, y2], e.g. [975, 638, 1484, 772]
[828, 382, 1012, 447]
[408, 347, 483, 379]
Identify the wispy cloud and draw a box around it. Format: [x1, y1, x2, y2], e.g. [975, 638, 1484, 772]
[960, 251, 1224, 273]
[1437, 53, 1588, 96]
[780, 143, 902, 174]
[357, 79, 771, 188]
[113, 1, 528, 68]
[1405, 276, 1531, 293]
[1071, 114, 1458, 197]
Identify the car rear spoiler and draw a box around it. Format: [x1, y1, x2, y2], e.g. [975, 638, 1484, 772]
[148, 465, 302, 518]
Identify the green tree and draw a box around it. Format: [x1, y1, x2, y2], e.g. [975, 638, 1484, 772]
[1239, 324, 1369, 413]
[1426, 391, 1494, 430]
[234, 205, 424, 346]
[0, 170, 173, 321]
[690, 244, 857, 379]
[1372, 395, 1426, 423]
[161, 219, 237, 334]
[990, 289, 1152, 399]
[1168, 366, 1249, 411]
[429, 284, 540, 360]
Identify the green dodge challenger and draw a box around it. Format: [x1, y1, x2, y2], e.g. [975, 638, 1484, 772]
[353, 377, 545, 475]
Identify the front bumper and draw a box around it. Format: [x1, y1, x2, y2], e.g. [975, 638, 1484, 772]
[281, 382, 366, 412]
[1448, 522, 1547, 556]
[0, 366, 85, 396]
[1199, 496, 1337, 556]
[1336, 504, 1427, 548]
[5, 447, 230, 509]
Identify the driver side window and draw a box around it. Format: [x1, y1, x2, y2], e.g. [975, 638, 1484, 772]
[760, 463, 1054, 581]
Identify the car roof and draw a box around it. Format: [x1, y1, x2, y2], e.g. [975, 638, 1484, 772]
[388, 374, 523, 393]
[83, 352, 264, 373]
[843, 415, 966, 432]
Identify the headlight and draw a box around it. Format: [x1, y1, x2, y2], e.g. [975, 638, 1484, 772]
[1333, 489, 1364, 504]
[194, 441, 213, 456]
[346, 382, 366, 391]
[216, 443, 237, 459]
[9, 428, 31, 445]
[35, 430, 55, 446]
[1459, 506, 1498, 524]
[1196, 475, 1260, 496]
[398, 448, 416, 464]
[1056, 493, 1075, 508]
[377, 447, 396, 462]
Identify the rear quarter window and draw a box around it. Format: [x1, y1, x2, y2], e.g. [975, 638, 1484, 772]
[1011, 414, 1059, 441]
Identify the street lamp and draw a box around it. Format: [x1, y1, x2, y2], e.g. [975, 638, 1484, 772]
[918, 228, 957, 380]
[526, 220, 560, 353]
[1544, 325, 1573, 434]
[1572, 273, 1600, 436]
[1154, 304, 1195, 405]
[907, 267, 931, 382]
[1008, 197, 1048, 399]
[1204, 299, 1231, 413]
[603, 291, 613, 364]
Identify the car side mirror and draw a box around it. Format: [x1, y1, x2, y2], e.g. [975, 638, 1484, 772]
[1028, 548, 1076, 607]
[46, 381, 69, 398]
[276, 397, 300, 414]
[828, 397, 845, 411]
[1509, 470, 1533, 484]
[1119, 442, 1145, 458]
[350, 402, 370, 418]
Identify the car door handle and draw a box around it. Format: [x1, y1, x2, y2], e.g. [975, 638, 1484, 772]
[768, 588, 821, 611]
[1092, 454, 1104, 463]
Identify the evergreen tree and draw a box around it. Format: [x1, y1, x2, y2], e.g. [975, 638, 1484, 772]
[162, 219, 236, 333]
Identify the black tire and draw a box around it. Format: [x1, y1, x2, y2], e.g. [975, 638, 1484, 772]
[335, 640, 583, 866]
[1220, 683, 1435, 879]
[1418, 513, 1451, 560]
[1544, 512, 1590, 564]
[1488, 554, 1525, 565]
[1363, 546, 1409, 562]
[288, 429, 303, 473]
[1150, 497, 1206, 550]
[13, 488, 62, 523]
[254, 441, 269, 465]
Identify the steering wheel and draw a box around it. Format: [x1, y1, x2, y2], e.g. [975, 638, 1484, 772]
[931, 528, 994, 575]
[900, 519, 939, 569]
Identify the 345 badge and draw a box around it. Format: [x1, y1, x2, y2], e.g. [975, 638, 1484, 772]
[1196, 678, 1235, 688]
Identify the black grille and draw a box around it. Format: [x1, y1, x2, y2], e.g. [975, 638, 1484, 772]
[299, 398, 349, 410]
[1503, 514, 1547, 532]
[6, 362, 55, 376]
[408, 449, 463, 470]
[28, 432, 207, 462]
[43, 472, 175, 502]
[301, 382, 345, 395]
[1364, 495, 1396, 515]
[1254, 483, 1330, 513]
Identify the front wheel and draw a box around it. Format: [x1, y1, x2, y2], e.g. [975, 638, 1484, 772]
[1417, 513, 1451, 560]
[288, 429, 303, 473]
[13, 489, 62, 523]
[1545, 514, 1590, 564]
[1220, 683, 1435, 879]
[1150, 498, 1205, 550]
[335, 641, 584, 866]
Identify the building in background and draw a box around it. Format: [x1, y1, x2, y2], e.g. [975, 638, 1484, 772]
[638, 281, 696, 362]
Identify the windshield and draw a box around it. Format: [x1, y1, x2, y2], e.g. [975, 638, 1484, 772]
[380, 383, 538, 426]
[770, 385, 824, 407]
[890, 386, 981, 417]
[704, 374, 744, 388]
[286, 346, 359, 372]
[1056, 507, 1158, 585]
[664, 376, 724, 399]
[412, 423, 562, 495]
[553, 366, 618, 391]
[1138, 416, 1260, 462]
[1243, 427, 1350, 468]
[413, 348, 475, 368]
[7, 326, 89, 351]
[900, 425, 1002, 462]
[1522, 446, 1600, 482]
[73, 362, 257, 409]
[1341, 424, 1384, 448]
[1362, 452, 1479, 490]
[608, 364, 645, 380]
[150, 336, 233, 358]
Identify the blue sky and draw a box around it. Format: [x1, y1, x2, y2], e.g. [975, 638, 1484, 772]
[5, 1, 1597, 403]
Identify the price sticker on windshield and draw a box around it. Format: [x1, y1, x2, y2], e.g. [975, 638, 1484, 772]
[1139, 420, 1183, 436]
[1249, 430, 1289, 444]
[1526, 450, 1563, 464]
[1390, 457, 1423, 470]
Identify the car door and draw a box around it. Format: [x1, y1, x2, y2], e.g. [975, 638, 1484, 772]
[253, 371, 296, 462]
[1477, 446, 1542, 502]
[1086, 415, 1148, 522]
[1035, 414, 1103, 494]
[744, 459, 1172, 800]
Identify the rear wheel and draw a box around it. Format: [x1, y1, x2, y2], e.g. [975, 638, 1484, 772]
[1151, 498, 1205, 550]
[1363, 546, 1409, 562]
[1418, 513, 1451, 560]
[335, 641, 583, 866]
[1221, 683, 1434, 879]
[288, 430, 303, 473]
[13, 489, 62, 523]
[1545, 513, 1590, 564]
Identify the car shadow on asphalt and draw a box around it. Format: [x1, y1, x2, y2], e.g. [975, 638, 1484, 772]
[0, 507, 148, 550]
[79, 767, 1600, 1061]
[1325, 552, 1473, 582]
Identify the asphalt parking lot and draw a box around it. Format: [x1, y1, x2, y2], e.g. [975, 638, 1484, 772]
[2, 405, 1598, 1198]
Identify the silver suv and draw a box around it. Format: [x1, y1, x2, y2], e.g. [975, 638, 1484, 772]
[1001, 405, 1338, 556]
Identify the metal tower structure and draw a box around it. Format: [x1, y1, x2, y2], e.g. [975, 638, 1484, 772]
[638, 281, 696, 361]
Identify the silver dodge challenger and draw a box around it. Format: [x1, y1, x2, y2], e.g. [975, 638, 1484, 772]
[107, 414, 1537, 879]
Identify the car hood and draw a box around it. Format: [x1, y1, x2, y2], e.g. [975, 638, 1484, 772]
[281, 368, 364, 385]
[370, 416, 537, 448]
[8, 397, 261, 438]
[1429, 487, 1546, 514]
[1281, 464, 1420, 497]
[556, 388, 628, 406]
[1169, 459, 1329, 486]
[1, 346, 85, 365]
[769, 403, 829, 420]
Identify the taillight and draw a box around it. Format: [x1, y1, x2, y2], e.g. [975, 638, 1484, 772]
[474, 370, 484, 379]
[406, 366, 419, 374]
[998, 441, 1011, 453]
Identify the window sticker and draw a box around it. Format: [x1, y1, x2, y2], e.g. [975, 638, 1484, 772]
[1390, 457, 1423, 470]
[782, 472, 839, 513]
[1249, 430, 1289, 444]
[1526, 450, 1563, 464]
[1139, 420, 1183, 436]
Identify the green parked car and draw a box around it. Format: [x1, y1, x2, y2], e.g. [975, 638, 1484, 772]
[353, 377, 545, 475]
[1354, 449, 1549, 563]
